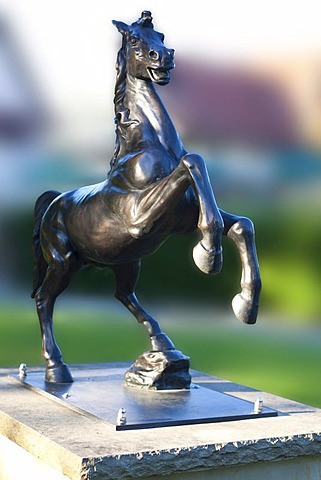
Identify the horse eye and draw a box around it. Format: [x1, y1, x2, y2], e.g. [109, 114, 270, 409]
[130, 37, 138, 46]
[160, 34, 165, 43]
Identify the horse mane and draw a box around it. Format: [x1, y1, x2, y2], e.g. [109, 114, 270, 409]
[109, 45, 137, 173]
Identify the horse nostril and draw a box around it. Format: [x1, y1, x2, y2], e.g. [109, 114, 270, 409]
[149, 50, 159, 60]
[167, 49, 175, 57]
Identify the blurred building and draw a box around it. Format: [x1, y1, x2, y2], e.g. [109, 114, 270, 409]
[0, 17, 49, 141]
[163, 55, 321, 149]
[0, 16, 52, 208]
[250, 55, 321, 149]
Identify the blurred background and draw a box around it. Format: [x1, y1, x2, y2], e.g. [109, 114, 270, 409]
[0, 1, 320, 406]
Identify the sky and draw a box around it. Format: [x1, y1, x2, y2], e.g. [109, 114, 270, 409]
[1, 0, 320, 119]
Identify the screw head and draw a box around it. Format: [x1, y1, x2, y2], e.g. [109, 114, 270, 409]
[116, 407, 127, 426]
[253, 397, 263, 414]
[19, 363, 27, 378]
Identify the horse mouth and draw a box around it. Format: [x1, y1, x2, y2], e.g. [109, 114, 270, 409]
[148, 67, 171, 85]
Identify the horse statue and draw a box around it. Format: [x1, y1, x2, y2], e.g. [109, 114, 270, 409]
[32, 11, 261, 388]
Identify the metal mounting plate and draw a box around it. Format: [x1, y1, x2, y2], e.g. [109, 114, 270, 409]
[10, 366, 277, 430]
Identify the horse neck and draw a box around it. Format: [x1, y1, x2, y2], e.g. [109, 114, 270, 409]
[122, 75, 183, 155]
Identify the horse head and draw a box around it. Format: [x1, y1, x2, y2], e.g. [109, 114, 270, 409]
[112, 11, 175, 86]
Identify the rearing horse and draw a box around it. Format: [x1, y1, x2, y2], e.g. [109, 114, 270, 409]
[32, 11, 261, 384]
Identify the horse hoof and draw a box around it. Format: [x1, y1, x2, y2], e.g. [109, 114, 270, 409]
[150, 333, 175, 352]
[232, 293, 259, 325]
[193, 242, 223, 275]
[45, 363, 74, 383]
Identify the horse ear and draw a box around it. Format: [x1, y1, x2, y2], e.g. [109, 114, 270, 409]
[112, 20, 129, 36]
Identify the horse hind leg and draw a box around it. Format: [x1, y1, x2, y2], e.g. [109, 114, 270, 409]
[34, 238, 79, 383]
[31, 241, 48, 299]
[221, 210, 262, 324]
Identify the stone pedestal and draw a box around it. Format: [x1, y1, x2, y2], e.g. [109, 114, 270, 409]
[0, 363, 321, 480]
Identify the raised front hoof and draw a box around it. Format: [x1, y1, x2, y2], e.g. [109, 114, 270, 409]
[232, 293, 259, 325]
[45, 363, 74, 384]
[150, 333, 175, 352]
[193, 242, 223, 275]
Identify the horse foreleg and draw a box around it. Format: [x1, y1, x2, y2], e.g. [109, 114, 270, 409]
[221, 210, 262, 324]
[181, 154, 224, 275]
[112, 261, 175, 351]
[127, 165, 190, 238]
[128, 153, 223, 275]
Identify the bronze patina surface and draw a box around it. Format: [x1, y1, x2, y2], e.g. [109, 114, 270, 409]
[32, 12, 261, 388]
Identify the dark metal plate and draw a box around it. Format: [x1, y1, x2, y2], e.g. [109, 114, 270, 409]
[10, 367, 277, 430]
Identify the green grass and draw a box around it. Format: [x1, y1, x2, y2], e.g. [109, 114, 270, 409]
[172, 324, 321, 407]
[0, 305, 149, 366]
[1, 304, 320, 408]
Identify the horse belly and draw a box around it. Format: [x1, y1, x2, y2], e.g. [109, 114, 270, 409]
[63, 211, 126, 263]
[43, 180, 197, 266]
[63, 205, 168, 265]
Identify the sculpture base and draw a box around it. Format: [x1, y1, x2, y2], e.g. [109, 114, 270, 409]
[124, 349, 191, 390]
[10, 364, 277, 431]
[1, 364, 320, 480]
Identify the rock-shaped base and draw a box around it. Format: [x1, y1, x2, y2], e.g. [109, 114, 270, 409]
[125, 350, 191, 390]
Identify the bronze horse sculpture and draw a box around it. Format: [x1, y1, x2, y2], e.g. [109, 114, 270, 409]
[32, 11, 261, 387]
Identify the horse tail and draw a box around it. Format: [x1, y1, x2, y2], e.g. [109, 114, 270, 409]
[31, 190, 61, 298]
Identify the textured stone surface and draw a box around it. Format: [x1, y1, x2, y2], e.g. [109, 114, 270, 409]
[0, 363, 321, 479]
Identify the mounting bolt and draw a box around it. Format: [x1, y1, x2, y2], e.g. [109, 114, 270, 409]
[116, 408, 127, 426]
[253, 397, 263, 414]
[19, 363, 27, 379]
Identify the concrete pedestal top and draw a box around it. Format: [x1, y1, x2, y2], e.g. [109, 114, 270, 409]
[0, 363, 320, 479]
